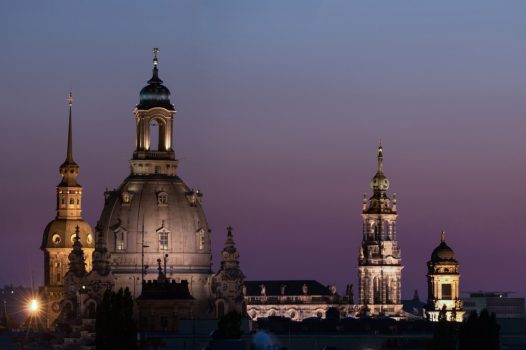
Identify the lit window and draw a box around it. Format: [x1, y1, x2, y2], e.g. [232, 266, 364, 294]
[159, 231, 169, 251]
[115, 230, 126, 251]
[158, 192, 168, 205]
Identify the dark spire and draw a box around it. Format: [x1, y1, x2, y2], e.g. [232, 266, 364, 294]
[147, 47, 163, 84]
[68, 226, 87, 278]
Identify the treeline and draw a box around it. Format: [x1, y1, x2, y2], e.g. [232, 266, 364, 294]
[429, 307, 500, 350]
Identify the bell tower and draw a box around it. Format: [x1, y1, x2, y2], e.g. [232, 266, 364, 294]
[426, 232, 464, 322]
[130, 48, 178, 176]
[41, 93, 94, 328]
[357, 144, 403, 317]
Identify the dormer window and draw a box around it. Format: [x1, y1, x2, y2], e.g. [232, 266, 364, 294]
[157, 192, 168, 206]
[121, 191, 132, 205]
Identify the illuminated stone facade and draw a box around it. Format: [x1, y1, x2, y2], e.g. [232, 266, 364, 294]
[96, 51, 214, 318]
[244, 281, 356, 321]
[426, 232, 464, 322]
[40, 94, 94, 328]
[358, 145, 403, 317]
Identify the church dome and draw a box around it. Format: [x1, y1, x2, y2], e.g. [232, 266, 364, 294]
[98, 174, 211, 273]
[137, 61, 174, 111]
[430, 233, 457, 263]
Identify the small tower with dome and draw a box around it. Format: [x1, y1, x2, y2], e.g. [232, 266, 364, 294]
[426, 231, 464, 322]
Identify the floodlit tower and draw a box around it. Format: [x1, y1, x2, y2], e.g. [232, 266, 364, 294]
[426, 231, 464, 322]
[358, 144, 403, 317]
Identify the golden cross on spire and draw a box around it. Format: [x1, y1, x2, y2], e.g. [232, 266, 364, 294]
[67, 92, 73, 107]
[153, 47, 159, 66]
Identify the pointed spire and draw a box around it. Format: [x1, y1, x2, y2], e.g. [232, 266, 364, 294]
[441, 231, 446, 243]
[65, 92, 74, 163]
[148, 47, 163, 84]
[68, 226, 87, 278]
[377, 142, 384, 174]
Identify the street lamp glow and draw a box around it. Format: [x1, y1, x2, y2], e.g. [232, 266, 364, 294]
[29, 299, 40, 313]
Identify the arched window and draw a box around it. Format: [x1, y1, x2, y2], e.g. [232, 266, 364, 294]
[148, 119, 160, 151]
[373, 277, 381, 304]
[69, 198, 75, 205]
[114, 228, 126, 251]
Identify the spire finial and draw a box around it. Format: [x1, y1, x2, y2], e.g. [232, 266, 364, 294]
[377, 142, 384, 172]
[227, 225, 233, 236]
[153, 47, 159, 66]
[441, 231, 446, 242]
[66, 92, 74, 163]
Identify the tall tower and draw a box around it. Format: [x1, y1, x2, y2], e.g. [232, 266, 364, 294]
[41, 93, 94, 328]
[97, 49, 213, 318]
[212, 226, 246, 318]
[358, 145, 403, 317]
[426, 232, 464, 322]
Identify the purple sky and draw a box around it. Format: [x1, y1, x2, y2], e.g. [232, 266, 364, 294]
[1, 1, 526, 299]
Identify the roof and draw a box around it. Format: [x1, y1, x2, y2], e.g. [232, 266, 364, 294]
[137, 279, 193, 300]
[244, 280, 332, 296]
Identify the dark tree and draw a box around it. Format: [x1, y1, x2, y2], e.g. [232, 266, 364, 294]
[96, 288, 137, 350]
[215, 311, 243, 339]
[458, 309, 500, 350]
[428, 305, 457, 350]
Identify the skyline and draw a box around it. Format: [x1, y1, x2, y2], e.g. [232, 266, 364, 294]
[1, 1, 526, 300]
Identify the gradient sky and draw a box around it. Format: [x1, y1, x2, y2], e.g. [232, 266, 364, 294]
[1, 1, 526, 300]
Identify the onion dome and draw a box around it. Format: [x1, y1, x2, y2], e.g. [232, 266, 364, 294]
[431, 231, 457, 263]
[370, 144, 390, 192]
[137, 48, 175, 111]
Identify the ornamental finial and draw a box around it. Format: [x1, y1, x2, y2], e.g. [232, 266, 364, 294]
[153, 47, 159, 66]
[441, 231, 446, 242]
[67, 91, 73, 107]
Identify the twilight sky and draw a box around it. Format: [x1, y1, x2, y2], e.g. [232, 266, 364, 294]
[1, 1, 526, 299]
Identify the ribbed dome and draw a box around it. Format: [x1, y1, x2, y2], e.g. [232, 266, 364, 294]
[137, 66, 175, 111]
[431, 241, 457, 263]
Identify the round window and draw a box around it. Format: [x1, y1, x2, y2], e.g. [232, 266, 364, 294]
[52, 234, 61, 245]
